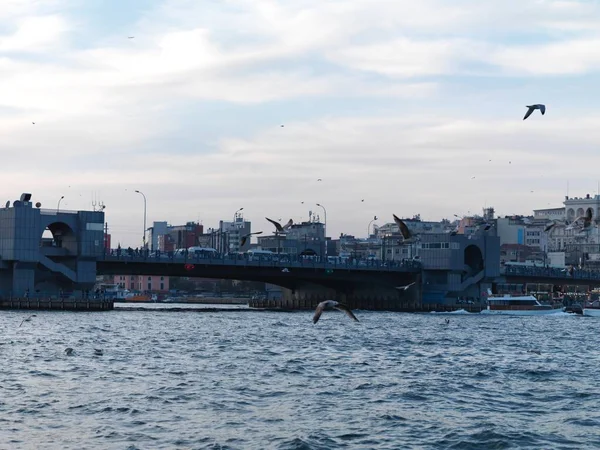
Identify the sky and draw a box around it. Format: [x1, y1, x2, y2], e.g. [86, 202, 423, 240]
[2, 0, 600, 246]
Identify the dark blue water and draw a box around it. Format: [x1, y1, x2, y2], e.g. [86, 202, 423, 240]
[1, 309, 599, 449]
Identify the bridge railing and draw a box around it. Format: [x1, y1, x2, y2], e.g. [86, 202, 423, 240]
[501, 265, 600, 281]
[99, 251, 423, 273]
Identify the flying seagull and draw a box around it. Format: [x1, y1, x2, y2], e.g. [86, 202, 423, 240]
[64, 348, 74, 356]
[544, 220, 561, 233]
[396, 282, 416, 291]
[128, 36, 134, 39]
[94, 349, 103, 356]
[317, 179, 322, 181]
[570, 208, 593, 231]
[19, 314, 36, 327]
[240, 231, 263, 247]
[313, 300, 359, 324]
[393, 214, 412, 240]
[523, 104, 546, 120]
[266, 217, 293, 233]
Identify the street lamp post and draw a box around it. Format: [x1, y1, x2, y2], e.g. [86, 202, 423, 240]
[134, 190, 147, 248]
[233, 207, 244, 223]
[367, 215, 378, 238]
[57, 195, 64, 213]
[316, 203, 327, 259]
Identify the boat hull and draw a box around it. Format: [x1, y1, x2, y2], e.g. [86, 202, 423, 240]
[583, 308, 600, 317]
[481, 308, 565, 316]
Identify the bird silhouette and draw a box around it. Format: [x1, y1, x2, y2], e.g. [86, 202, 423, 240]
[240, 231, 263, 247]
[266, 217, 293, 233]
[523, 104, 546, 120]
[313, 300, 358, 324]
[393, 214, 412, 240]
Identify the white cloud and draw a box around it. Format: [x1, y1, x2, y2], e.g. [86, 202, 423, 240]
[2, 0, 600, 244]
[0, 14, 67, 52]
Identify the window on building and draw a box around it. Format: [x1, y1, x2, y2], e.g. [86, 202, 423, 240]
[148, 283, 152, 290]
[130, 276, 135, 281]
[148, 276, 151, 281]
[160, 283, 164, 290]
[160, 276, 164, 281]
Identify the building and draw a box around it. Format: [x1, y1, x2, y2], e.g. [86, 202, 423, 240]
[148, 221, 204, 252]
[112, 275, 169, 292]
[147, 221, 168, 251]
[216, 213, 252, 254]
[257, 215, 325, 257]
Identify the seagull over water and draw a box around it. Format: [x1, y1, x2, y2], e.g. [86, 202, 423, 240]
[523, 104, 546, 120]
[19, 314, 36, 327]
[396, 282, 416, 291]
[313, 300, 359, 324]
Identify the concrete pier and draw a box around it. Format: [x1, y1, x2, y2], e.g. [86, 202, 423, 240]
[0, 297, 113, 311]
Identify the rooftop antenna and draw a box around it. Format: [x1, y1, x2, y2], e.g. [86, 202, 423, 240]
[567, 180, 569, 198]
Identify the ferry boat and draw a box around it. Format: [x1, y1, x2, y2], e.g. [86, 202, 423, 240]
[481, 289, 564, 315]
[583, 290, 600, 317]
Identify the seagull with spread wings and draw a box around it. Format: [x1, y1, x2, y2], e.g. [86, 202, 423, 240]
[265, 217, 293, 233]
[523, 104, 546, 120]
[313, 300, 359, 324]
[393, 214, 412, 240]
[240, 231, 263, 247]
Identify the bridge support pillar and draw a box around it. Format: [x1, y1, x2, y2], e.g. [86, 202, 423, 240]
[12, 262, 36, 297]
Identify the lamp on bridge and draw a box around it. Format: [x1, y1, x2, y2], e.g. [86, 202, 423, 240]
[57, 195, 64, 213]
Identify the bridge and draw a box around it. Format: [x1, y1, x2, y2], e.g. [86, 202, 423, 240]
[501, 265, 600, 286]
[2, 194, 600, 312]
[97, 253, 423, 310]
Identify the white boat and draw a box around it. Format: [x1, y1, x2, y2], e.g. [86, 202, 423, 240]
[583, 300, 600, 317]
[583, 308, 600, 317]
[481, 289, 564, 316]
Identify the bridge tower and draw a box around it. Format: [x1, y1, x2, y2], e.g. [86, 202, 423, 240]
[0, 193, 105, 297]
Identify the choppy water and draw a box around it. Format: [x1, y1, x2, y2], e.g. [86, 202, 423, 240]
[1, 308, 599, 450]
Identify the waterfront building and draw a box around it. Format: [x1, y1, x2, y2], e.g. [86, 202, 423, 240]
[112, 275, 170, 292]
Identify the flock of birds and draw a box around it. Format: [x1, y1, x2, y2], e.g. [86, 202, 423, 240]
[258, 213, 421, 324]
[544, 208, 594, 234]
[18, 315, 103, 355]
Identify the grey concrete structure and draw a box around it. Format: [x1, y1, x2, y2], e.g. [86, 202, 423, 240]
[0, 194, 105, 297]
[416, 232, 500, 304]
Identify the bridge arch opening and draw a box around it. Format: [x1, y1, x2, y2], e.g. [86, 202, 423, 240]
[42, 222, 77, 253]
[464, 244, 484, 275]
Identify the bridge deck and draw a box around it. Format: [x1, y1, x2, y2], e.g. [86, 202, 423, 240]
[99, 253, 422, 273]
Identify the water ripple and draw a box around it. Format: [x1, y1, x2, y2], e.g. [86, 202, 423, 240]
[0, 310, 597, 449]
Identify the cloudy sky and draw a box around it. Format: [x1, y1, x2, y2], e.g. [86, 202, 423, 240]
[2, 0, 600, 246]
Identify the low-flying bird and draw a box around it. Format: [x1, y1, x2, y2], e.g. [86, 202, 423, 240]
[94, 349, 103, 356]
[19, 314, 36, 327]
[266, 217, 293, 233]
[281, 268, 290, 273]
[64, 348, 74, 356]
[523, 104, 546, 120]
[317, 179, 322, 181]
[570, 208, 593, 231]
[128, 36, 135, 39]
[393, 214, 412, 240]
[544, 220, 562, 233]
[396, 282, 416, 291]
[240, 231, 263, 247]
[313, 300, 359, 324]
